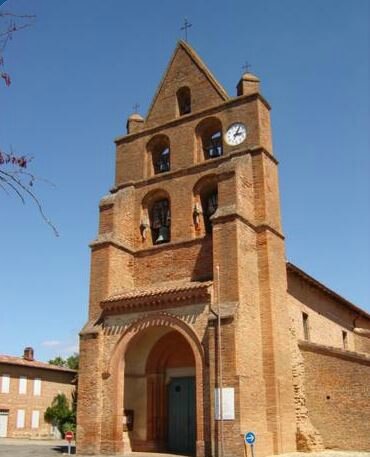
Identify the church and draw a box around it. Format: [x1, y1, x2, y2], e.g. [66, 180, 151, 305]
[76, 41, 370, 456]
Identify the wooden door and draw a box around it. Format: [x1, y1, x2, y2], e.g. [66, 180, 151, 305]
[167, 377, 195, 455]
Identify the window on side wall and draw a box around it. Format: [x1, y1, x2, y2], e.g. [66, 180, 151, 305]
[1, 374, 10, 393]
[33, 378, 41, 396]
[31, 410, 40, 429]
[342, 331, 348, 349]
[302, 312, 310, 341]
[18, 376, 27, 395]
[16, 409, 25, 428]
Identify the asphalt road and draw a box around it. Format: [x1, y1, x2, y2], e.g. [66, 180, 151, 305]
[0, 440, 369, 457]
[0, 439, 75, 456]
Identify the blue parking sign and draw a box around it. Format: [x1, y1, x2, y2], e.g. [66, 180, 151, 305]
[244, 432, 256, 444]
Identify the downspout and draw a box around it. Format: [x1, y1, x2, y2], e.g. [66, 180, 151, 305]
[209, 265, 224, 457]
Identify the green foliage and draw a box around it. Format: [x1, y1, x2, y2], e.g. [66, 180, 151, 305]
[49, 353, 79, 370]
[44, 393, 76, 435]
[66, 353, 79, 370]
[62, 421, 76, 435]
[48, 356, 65, 367]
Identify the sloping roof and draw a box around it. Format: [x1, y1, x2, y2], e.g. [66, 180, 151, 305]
[146, 40, 229, 120]
[103, 280, 212, 302]
[101, 280, 212, 312]
[287, 262, 370, 320]
[0, 355, 77, 374]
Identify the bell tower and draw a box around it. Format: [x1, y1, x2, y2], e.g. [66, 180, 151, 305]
[77, 41, 297, 457]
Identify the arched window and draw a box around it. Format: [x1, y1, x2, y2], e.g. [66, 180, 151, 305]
[201, 189, 218, 234]
[147, 135, 171, 175]
[176, 87, 191, 116]
[150, 198, 171, 244]
[193, 175, 218, 235]
[205, 131, 222, 159]
[154, 147, 170, 174]
[195, 117, 223, 161]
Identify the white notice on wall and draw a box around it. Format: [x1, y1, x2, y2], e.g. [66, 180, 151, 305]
[214, 387, 235, 420]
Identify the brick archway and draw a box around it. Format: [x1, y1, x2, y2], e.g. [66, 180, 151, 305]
[103, 313, 205, 457]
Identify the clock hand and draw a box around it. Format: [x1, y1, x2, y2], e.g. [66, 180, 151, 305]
[233, 127, 241, 138]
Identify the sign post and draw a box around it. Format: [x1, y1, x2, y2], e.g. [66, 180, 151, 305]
[244, 432, 256, 457]
[65, 430, 74, 455]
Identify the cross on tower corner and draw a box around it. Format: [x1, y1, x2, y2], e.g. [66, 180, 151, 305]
[242, 62, 251, 73]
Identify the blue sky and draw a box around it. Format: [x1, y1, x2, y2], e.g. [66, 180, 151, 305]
[0, 0, 369, 361]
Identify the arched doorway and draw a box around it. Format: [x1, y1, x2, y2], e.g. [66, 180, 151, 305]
[125, 329, 196, 454]
[147, 331, 196, 454]
[105, 314, 205, 457]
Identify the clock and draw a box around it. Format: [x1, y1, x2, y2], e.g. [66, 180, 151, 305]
[225, 122, 247, 146]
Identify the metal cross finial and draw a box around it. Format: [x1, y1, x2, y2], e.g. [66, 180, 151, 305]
[133, 103, 140, 113]
[242, 62, 251, 73]
[181, 18, 192, 42]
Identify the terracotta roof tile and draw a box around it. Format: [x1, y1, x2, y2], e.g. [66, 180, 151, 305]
[0, 355, 77, 373]
[103, 280, 212, 303]
[101, 280, 213, 313]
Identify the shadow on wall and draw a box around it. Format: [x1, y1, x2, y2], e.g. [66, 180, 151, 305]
[191, 236, 213, 282]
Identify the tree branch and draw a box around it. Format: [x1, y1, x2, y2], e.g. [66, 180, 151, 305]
[0, 13, 58, 236]
[0, 168, 59, 236]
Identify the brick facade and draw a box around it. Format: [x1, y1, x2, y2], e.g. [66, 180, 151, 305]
[300, 342, 370, 451]
[0, 349, 75, 439]
[77, 40, 370, 456]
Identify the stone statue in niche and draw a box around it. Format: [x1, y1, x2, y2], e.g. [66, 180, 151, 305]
[140, 215, 149, 240]
[193, 202, 202, 228]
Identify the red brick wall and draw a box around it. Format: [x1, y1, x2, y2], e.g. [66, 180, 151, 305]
[300, 342, 370, 451]
[287, 270, 370, 354]
[135, 238, 212, 286]
[0, 364, 74, 438]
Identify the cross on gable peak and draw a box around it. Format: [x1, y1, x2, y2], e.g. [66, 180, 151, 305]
[181, 18, 192, 42]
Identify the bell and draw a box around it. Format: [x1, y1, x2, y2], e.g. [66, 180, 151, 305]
[155, 226, 169, 244]
[208, 194, 218, 215]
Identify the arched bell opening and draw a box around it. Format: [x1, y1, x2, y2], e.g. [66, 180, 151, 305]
[141, 189, 171, 246]
[193, 175, 219, 237]
[123, 327, 197, 455]
[146, 134, 171, 176]
[176, 86, 191, 116]
[195, 117, 223, 162]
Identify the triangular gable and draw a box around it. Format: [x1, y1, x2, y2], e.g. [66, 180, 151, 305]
[145, 41, 229, 127]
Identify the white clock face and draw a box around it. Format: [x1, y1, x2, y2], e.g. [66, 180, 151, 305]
[225, 122, 247, 146]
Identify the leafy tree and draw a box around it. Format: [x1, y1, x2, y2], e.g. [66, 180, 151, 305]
[49, 353, 79, 370]
[66, 353, 79, 370]
[48, 356, 66, 367]
[48, 355, 79, 434]
[44, 393, 76, 435]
